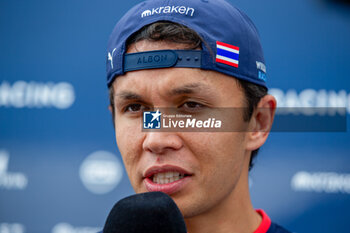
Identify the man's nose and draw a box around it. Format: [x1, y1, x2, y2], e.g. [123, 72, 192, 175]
[142, 132, 183, 154]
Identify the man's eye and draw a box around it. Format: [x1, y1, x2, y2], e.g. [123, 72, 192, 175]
[180, 101, 205, 111]
[125, 104, 144, 112]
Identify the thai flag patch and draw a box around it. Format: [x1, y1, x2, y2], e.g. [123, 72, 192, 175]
[216, 41, 240, 68]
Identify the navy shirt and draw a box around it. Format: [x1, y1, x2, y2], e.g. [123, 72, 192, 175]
[267, 222, 291, 233]
[255, 209, 291, 233]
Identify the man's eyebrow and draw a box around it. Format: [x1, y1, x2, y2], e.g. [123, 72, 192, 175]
[168, 83, 209, 96]
[115, 91, 143, 100]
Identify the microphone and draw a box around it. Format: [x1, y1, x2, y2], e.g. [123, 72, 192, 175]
[103, 192, 187, 233]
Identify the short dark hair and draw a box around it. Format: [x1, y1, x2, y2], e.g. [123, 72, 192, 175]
[109, 21, 267, 170]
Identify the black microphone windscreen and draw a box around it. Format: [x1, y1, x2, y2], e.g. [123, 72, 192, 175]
[103, 192, 187, 233]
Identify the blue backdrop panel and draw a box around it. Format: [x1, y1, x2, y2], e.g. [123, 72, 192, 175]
[1, 0, 349, 233]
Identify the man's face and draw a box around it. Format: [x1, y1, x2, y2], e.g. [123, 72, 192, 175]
[111, 40, 252, 218]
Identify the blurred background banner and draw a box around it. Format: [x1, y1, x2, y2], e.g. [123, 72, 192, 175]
[0, 0, 349, 232]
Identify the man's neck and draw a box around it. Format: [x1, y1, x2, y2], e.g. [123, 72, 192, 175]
[184, 169, 262, 233]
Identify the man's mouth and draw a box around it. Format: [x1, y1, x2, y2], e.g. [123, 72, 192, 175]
[143, 166, 193, 194]
[151, 172, 188, 184]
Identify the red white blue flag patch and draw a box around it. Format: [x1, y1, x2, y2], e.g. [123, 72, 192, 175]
[216, 41, 240, 68]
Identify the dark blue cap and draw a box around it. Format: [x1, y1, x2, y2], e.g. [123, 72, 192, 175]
[106, 0, 267, 88]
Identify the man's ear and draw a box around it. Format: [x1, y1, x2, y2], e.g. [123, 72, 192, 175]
[245, 94, 277, 151]
[108, 105, 116, 128]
